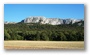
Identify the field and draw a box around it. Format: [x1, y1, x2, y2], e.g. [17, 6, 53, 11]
[4, 41, 84, 49]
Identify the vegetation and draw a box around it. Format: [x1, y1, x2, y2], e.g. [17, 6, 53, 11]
[4, 23, 84, 41]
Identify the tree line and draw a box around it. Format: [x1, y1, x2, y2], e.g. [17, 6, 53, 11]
[4, 23, 84, 41]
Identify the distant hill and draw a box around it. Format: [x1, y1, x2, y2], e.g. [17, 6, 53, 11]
[4, 21, 84, 41]
[4, 16, 84, 26]
[20, 16, 84, 25]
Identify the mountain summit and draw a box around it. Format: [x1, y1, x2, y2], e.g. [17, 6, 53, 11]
[21, 16, 83, 25]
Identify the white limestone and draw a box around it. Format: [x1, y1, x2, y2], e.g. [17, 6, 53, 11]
[22, 16, 82, 25]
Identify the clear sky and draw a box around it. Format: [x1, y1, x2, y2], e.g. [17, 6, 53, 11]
[4, 4, 84, 22]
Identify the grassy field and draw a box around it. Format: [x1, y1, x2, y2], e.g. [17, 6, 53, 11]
[4, 41, 84, 49]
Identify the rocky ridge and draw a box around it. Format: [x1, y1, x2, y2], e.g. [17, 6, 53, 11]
[21, 16, 83, 25]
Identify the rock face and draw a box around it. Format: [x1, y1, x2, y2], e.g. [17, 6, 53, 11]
[21, 16, 83, 25]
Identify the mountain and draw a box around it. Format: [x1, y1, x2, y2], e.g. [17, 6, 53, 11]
[21, 16, 83, 25]
[4, 21, 16, 24]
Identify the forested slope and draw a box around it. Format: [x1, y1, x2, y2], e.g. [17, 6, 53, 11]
[4, 22, 84, 41]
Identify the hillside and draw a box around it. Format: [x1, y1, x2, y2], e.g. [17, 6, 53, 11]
[5, 16, 84, 26]
[4, 22, 84, 41]
[21, 16, 83, 25]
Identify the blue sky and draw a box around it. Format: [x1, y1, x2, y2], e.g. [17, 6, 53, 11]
[4, 4, 84, 22]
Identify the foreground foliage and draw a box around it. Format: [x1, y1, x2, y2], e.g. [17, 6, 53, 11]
[4, 23, 84, 41]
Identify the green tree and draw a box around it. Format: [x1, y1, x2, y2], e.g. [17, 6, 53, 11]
[4, 30, 11, 40]
[41, 32, 49, 41]
[36, 31, 40, 41]
[60, 32, 67, 41]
